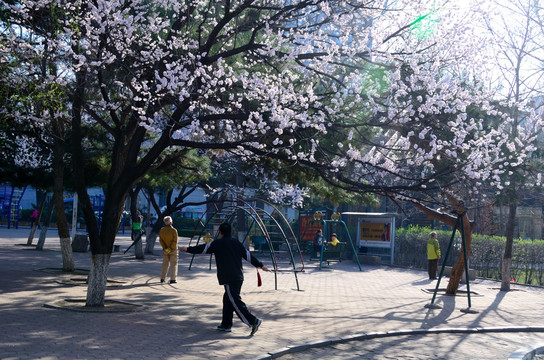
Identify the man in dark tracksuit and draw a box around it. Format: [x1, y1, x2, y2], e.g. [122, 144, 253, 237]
[179, 223, 269, 335]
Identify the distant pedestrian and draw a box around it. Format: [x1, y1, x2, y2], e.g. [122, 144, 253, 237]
[427, 231, 441, 280]
[30, 209, 38, 228]
[159, 216, 178, 284]
[178, 222, 269, 336]
[313, 229, 324, 258]
[132, 211, 143, 232]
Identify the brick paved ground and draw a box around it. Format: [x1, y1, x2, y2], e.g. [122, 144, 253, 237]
[1, 226, 543, 360]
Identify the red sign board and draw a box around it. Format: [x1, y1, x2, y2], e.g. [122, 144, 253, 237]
[300, 216, 323, 242]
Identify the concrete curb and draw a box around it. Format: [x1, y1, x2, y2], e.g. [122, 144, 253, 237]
[43, 298, 147, 313]
[250, 326, 544, 360]
[508, 342, 544, 360]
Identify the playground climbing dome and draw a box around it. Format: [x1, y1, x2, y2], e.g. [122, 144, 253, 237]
[185, 197, 305, 290]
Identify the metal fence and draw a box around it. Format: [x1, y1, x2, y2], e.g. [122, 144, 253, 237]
[394, 227, 544, 286]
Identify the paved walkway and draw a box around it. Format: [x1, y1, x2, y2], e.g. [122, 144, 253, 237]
[1, 226, 544, 360]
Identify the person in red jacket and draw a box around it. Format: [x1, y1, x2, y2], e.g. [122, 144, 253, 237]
[179, 222, 269, 336]
[30, 209, 38, 228]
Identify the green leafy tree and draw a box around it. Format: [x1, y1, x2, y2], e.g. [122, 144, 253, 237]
[141, 149, 212, 254]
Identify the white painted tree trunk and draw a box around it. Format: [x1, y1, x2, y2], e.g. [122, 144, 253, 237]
[86, 254, 111, 307]
[145, 231, 159, 254]
[28, 191, 47, 246]
[36, 226, 48, 250]
[500, 203, 517, 291]
[501, 258, 512, 291]
[27, 224, 38, 245]
[134, 233, 144, 259]
[60, 237, 75, 272]
[36, 203, 54, 250]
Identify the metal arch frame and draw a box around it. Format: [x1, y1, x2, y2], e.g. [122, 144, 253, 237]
[244, 200, 303, 290]
[188, 201, 251, 270]
[245, 198, 305, 273]
[197, 202, 282, 289]
[186, 197, 303, 290]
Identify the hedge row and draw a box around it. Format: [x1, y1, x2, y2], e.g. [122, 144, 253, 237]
[394, 226, 544, 286]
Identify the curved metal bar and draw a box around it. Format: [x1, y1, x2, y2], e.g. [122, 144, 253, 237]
[245, 200, 301, 290]
[246, 198, 305, 273]
[187, 200, 280, 290]
[186, 196, 306, 290]
[188, 198, 233, 270]
[222, 203, 280, 291]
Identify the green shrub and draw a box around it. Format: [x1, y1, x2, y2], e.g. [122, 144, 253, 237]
[171, 214, 199, 235]
[395, 226, 460, 269]
[394, 225, 544, 286]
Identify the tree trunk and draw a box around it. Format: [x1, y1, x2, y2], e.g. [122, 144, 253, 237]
[144, 217, 163, 254]
[27, 192, 47, 246]
[53, 135, 75, 272]
[129, 188, 144, 259]
[501, 203, 517, 291]
[36, 198, 54, 250]
[445, 213, 473, 294]
[411, 196, 473, 295]
[59, 237, 74, 270]
[133, 230, 145, 259]
[75, 150, 131, 306]
[144, 187, 168, 254]
[145, 229, 159, 254]
[85, 193, 126, 306]
[70, 63, 113, 307]
[135, 236, 144, 258]
[86, 253, 111, 307]
[27, 224, 39, 246]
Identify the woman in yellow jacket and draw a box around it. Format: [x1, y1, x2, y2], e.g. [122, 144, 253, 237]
[427, 231, 441, 280]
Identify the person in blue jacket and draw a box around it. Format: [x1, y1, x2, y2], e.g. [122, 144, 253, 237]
[179, 222, 269, 335]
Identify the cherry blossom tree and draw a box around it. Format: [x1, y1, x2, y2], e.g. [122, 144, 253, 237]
[3, 0, 536, 305]
[268, 0, 544, 294]
[482, 0, 544, 291]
